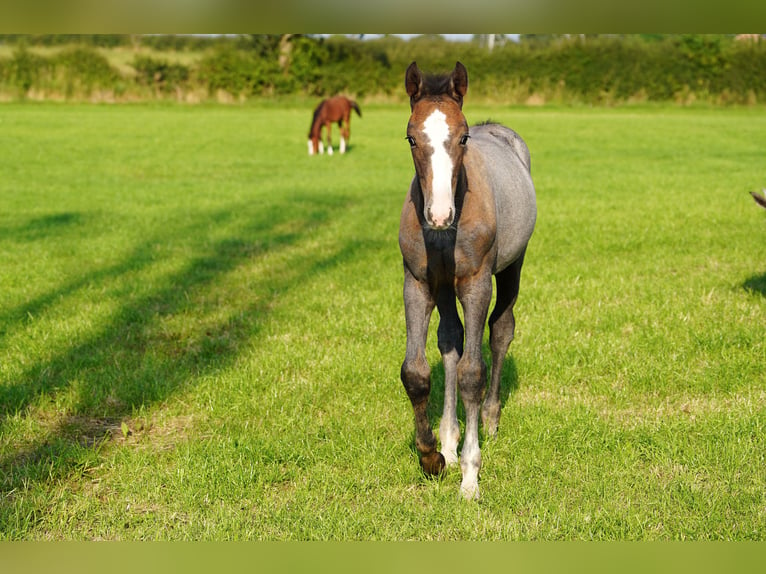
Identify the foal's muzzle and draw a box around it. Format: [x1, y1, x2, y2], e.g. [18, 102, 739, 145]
[426, 205, 454, 230]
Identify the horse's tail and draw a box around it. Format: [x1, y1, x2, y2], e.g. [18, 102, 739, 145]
[350, 100, 362, 118]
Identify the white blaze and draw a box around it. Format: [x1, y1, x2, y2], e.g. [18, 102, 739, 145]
[423, 109, 454, 226]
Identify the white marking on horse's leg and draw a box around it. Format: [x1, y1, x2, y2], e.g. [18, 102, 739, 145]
[459, 407, 481, 500]
[340, 136, 346, 154]
[439, 347, 461, 466]
[440, 417, 460, 466]
[307, 140, 314, 155]
[318, 141, 324, 154]
[328, 145, 334, 155]
[423, 109, 454, 228]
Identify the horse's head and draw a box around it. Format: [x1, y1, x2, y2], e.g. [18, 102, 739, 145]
[405, 61, 470, 231]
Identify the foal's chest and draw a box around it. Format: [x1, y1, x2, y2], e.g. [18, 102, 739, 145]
[422, 227, 495, 286]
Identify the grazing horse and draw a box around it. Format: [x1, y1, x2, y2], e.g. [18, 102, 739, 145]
[398, 61, 537, 500]
[307, 95, 361, 155]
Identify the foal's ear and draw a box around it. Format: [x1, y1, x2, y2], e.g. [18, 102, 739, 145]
[405, 61, 423, 105]
[450, 61, 468, 107]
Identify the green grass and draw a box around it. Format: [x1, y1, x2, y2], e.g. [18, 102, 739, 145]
[0, 101, 765, 540]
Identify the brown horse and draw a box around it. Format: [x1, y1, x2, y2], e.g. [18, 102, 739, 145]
[307, 96, 361, 155]
[399, 62, 537, 500]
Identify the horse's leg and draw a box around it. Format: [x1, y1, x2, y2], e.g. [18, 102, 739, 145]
[455, 268, 492, 500]
[325, 121, 334, 155]
[483, 250, 525, 438]
[401, 268, 443, 475]
[340, 115, 349, 153]
[436, 286, 463, 466]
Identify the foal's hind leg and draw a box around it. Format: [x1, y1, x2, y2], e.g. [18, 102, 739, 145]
[436, 287, 463, 466]
[483, 251, 525, 437]
[401, 268, 443, 475]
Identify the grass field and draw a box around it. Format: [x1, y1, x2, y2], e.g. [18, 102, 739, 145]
[0, 100, 765, 540]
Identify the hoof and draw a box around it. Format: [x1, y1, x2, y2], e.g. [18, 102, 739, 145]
[483, 421, 499, 439]
[420, 451, 446, 476]
[460, 480, 480, 501]
[481, 405, 500, 438]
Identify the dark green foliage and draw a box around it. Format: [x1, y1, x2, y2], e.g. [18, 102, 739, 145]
[133, 56, 190, 93]
[1, 34, 766, 104]
[196, 43, 280, 96]
[292, 36, 392, 97]
[0, 44, 120, 97]
[0, 44, 48, 94]
[54, 47, 120, 93]
[0, 34, 132, 47]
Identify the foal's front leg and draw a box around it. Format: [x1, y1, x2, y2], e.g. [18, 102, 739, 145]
[436, 287, 463, 466]
[456, 269, 493, 500]
[400, 269, 444, 475]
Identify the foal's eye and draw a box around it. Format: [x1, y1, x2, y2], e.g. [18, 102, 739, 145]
[459, 134, 470, 146]
[405, 136, 416, 147]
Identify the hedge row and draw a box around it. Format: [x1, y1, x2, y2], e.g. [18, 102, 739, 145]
[0, 45, 123, 97]
[1, 35, 765, 104]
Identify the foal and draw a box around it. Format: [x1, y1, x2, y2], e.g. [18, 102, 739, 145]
[398, 62, 537, 499]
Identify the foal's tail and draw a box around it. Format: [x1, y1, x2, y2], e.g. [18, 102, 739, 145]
[350, 100, 362, 118]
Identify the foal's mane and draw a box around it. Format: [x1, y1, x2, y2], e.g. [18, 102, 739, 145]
[418, 72, 455, 97]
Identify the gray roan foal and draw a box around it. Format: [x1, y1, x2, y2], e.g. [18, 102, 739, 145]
[398, 61, 537, 500]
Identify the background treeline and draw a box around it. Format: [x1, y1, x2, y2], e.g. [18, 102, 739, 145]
[1, 34, 765, 105]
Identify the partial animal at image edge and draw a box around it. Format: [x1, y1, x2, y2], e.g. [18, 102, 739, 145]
[751, 189, 766, 209]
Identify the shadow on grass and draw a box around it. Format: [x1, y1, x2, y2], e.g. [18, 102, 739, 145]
[742, 271, 766, 297]
[0, 192, 377, 495]
[0, 211, 86, 243]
